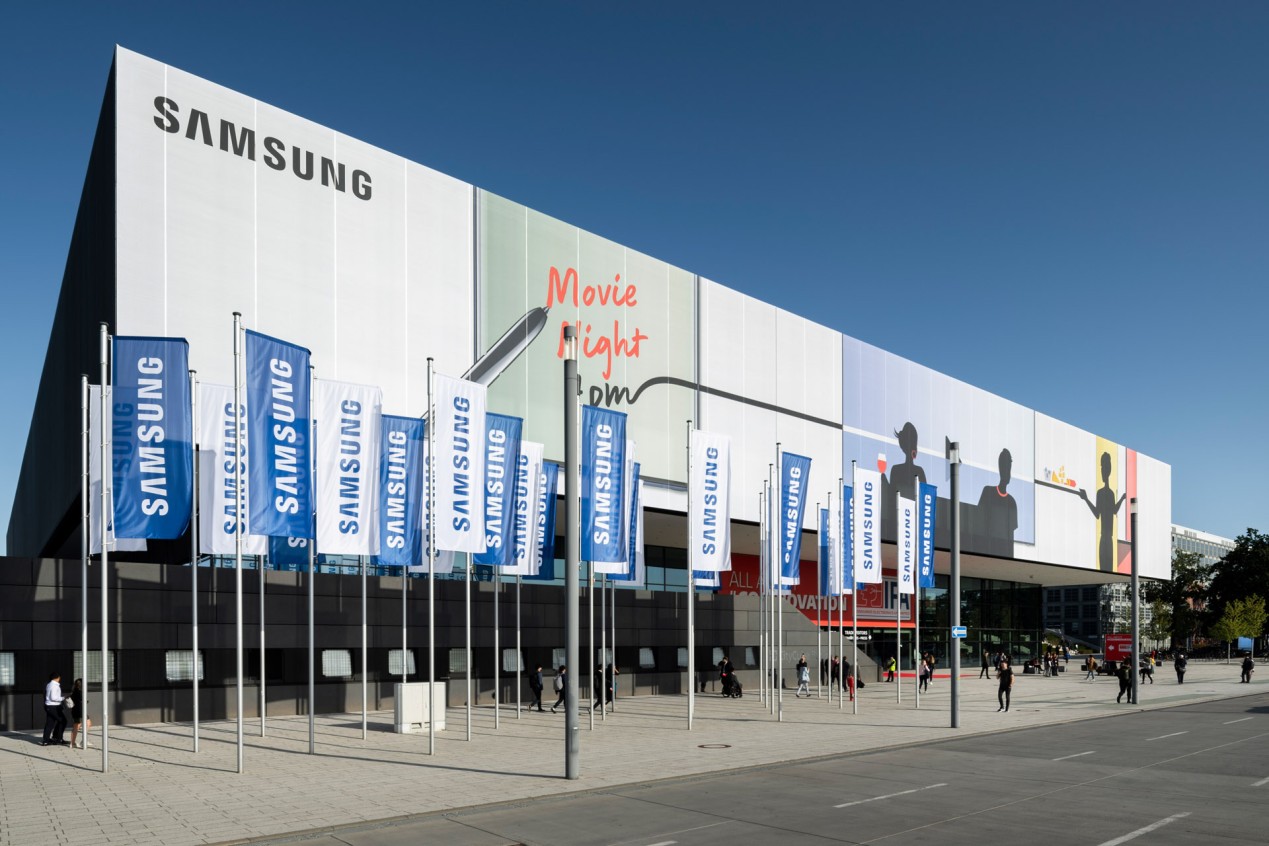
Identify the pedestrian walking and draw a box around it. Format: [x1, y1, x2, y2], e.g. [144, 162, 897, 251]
[796, 654, 810, 697]
[1116, 661, 1132, 703]
[67, 677, 91, 748]
[821, 656, 829, 687]
[1084, 655, 1097, 680]
[529, 664, 545, 711]
[830, 655, 840, 691]
[919, 654, 932, 692]
[885, 655, 897, 683]
[1174, 652, 1187, 684]
[1241, 653, 1255, 683]
[997, 660, 1013, 712]
[42, 672, 67, 746]
[980, 650, 991, 679]
[842, 657, 855, 701]
[550, 665, 566, 713]
[1140, 656, 1154, 684]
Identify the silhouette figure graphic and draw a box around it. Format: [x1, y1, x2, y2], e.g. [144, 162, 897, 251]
[1079, 452, 1126, 572]
[976, 448, 1018, 555]
[888, 422, 927, 495]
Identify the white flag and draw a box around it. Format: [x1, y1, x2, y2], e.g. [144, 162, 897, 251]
[689, 430, 731, 572]
[88, 385, 147, 555]
[408, 433, 457, 574]
[506, 441, 543, 576]
[198, 383, 266, 555]
[853, 467, 882, 584]
[434, 373, 487, 553]
[314, 379, 383, 556]
[595, 439, 636, 574]
[896, 494, 916, 595]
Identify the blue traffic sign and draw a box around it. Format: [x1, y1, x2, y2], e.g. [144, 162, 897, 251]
[951, 625, 967, 639]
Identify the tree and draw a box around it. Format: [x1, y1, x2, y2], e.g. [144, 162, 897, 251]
[1209, 595, 1268, 663]
[1143, 550, 1210, 648]
[1144, 597, 1172, 649]
[1205, 529, 1269, 631]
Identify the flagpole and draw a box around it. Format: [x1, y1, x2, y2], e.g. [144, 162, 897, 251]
[190, 370, 200, 751]
[819, 494, 826, 701]
[768, 470, 775, 718]
[402, 557, 408, 692]
[600, 573, 607, 721]
[686, 419, 694, 730]
[851, 461, 858, 716]
[260, 553, 267, 736]
[232, 312, 244, 774]
[80, 375, 89, 752]
[837, 476, 843, 712]
[494, 565, 501, 729]
[588, 557, 594, 731]
[896, 541, 901, 706]
[914, 478, 921, 709]
[361, 554, 368, 740]
[763, 480, 771, 714]
[99, 323, 110, 774]
[515, 575, 521, 719]
[610, 566, 617, 713]
[426, 357, 436, 755]
[775, 446, 784, 723]
[307, 364, 316, 755]
[563, 325, 581, 779]
[758, 487, 765, 707]
[466, 549, 473, 741]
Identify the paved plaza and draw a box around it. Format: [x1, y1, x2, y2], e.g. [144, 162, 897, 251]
[0, 661, 1260, 846]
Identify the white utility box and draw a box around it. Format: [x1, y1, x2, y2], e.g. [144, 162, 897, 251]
[394, 682, 446, 733]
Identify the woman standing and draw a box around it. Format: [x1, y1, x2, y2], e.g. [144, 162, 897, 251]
[67, 678, 90, 748]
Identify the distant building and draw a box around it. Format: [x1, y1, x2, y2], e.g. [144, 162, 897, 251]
[1171, 524, 1236, 569]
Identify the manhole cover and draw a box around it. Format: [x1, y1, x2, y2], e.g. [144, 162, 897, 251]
[698, 743, 731, 749]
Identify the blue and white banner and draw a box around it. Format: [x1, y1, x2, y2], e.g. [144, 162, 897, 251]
[506, 441, 543, 576]
[315, 379, 382, 555]
[473, 414, 523, 566]
[597, 439, 636, 574]
[269, 535, 310, 571]
[853, 468, 882, 584]
[580, 405, 626, 563]
[897, 494, 916, 595]
[778, 452, 812, 585]
[245, 330, 312, 539]
[694, 566, 720, 590]
[88, 385, 147, 555]
[841, 483, 854, 595]
[377, 415, 425, 568]
[434, 373, 487, 553]
[408, 433, 457, 574]
[918, 482, 937, 589]
[610, 463, 643, 585]
[527, 461, 560, 580]
[689, 430, 732, 573]
[197, 383, 267, 556]
[111, 337, 193, 539]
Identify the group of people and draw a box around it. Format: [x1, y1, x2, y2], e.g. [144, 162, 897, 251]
[41, 672, 90, 748]
[524, 663, 617, 714]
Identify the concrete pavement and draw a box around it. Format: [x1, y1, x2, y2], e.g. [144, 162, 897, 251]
[0, 660, 1259, 846]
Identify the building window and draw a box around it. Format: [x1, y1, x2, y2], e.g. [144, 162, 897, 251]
[165, 650, 204, 683]
[1046, 589, 1061, 602]
[639, 648, 656, 669]
[712, 647, 725, 666]
[0, 652, 13, 686]
[1064, 588, 1079, 603]
[595, 648, 612, 666]
[503, 649, 523, 673]
[322, 650, 353, 679]
[1083, 604, 1098, 620]
[677, 647, 688, 669]
[1082, 587, 1098, 602]
[744, 647, 758, 668]
[448, 649, 467, 674]
[551, 647, 565, 671]
[73, 651, 116, 685]
[388, 649, 416, 676]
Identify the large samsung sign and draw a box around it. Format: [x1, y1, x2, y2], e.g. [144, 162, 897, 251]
[110, 46, 1172, 579]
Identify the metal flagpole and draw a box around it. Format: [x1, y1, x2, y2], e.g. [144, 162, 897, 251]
[190, 370, 200, 751]
[466, 549, 473, 741]
[99, 323, 110, 773]
[851, 461, 859, 716]
[494, 566, 501, 729]
[600, 574, 606, 721]
[775, 446, 784, 723]
[80, 375, 89, 752]
[427, 358, 437, 755]
[260, 554, 267, 736]
[610, 567, 617, 713]
[1130, 498, 1140, 706]
[686, 420, 694, 730]
[515, 575, 521, 718]
[896, 551, 901, 705]
[232, 312, 244, 773]
[563, 325, 580, 779]
[914, 478, 921, 709]
[837, 476, 844, 711]
[402, 558, 408, 690]
[588, 557, 594, 730]
[307, 364, 316, 755]
[361, 555, 367, 740]
[816, 497, 822, 701]
[948, 441, 961, 729]
[767, 471, 775, 717]
[757, 488, 765, 706]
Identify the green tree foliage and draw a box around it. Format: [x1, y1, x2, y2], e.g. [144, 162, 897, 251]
[1144, 597, 1172, 647]
[1142, 550, 1209, 646]
[1205, 529, 1269, 633]
[1210, 595, 1267, 661]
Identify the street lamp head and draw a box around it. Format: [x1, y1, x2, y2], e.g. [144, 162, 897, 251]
[945, 437, 960, 464]
[563, 324, 578, 361]
[1130, 497, 1138, 515]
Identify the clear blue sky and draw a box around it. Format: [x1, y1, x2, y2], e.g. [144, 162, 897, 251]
[1, 3, 1265, 551]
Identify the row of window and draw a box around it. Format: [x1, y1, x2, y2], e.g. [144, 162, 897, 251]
[1045, 587, 1100, 603]
[0, 645, 761, 688]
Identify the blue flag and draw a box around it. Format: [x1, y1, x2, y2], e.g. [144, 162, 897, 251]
[818, 507, 830, 597]
[269, 536, 310, 571]
[376, 415, 425, 567]
[778, 452, 812, 582]
[111, 336, 193, 539]
[526, 462, 559, 581]
[610, 462, 641, 583]
[474, 414, 523, 566]
[245, 330, 312, 538]
[919, 481, 937, 589]
[843, 484, 856, 592]
[580, 406, 627, 562]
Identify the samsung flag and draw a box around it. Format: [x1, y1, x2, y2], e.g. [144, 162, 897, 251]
[581, 406, 626, 563]
[841, 484, 854, 595]
[689, 430, 731, 572]
[377, 416, 425, 567]
[610, 463, 642, 585]
[528, 462, 560, 580]
[506, 441, 543, 576]
[918, 482, 937, 589]
[853, 468, 882, 584]
[110, 337, 193, 539]
[407, 433, 457, 574]
[87, 385, 147, 555]
[269, 535, 310, 570]
[434, 373, 487, 553]
[314, 380, 382, 555]
[596, 439, 635, 574]
[818, 508, 831, 597]
[245, 330, 312, 539]
[474, 414, 523, 566]
[197, 383, 267, 555]
[778, 453, 812, 584]
[897, 494, 916, 595]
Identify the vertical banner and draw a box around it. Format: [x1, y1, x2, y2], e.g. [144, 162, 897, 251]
[269, 535, 311, 571]
[507, 441, 544, 576]
[377, 415, 426, 567]
[689, 430, 732, 573]
[474, 414, 524, 566]
[434, 373, 488, 553]
[407, 433, 457, 574]
[778, 452, 812, 584]
[597, 439, 636, 574]
[896, 494, 916, 595]
[88, 385, 147, 555]
[918, 482, 937, 589]
[527, 461, 560, 580]
[818, 508, 831, 597]
[853, 468, 882, 584]
[580, 405, 627, 563]
[111, 337, 193, 539]
[841, 483, 854, 595]
[314, 380, 383, 555]
[611, 463, 643, 585]
[245, 330, 313, 539]
[197, 383, 266, 555]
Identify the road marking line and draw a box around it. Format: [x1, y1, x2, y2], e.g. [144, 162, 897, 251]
[1052, 750, 1096, 761]
[835, 783, 946, 809]
[1253, 776, 1269, 787]
[1224, 717, 1253, 724]
[1095, 812, 1190, 846]
[1146, 731, 1188, 741]
[645, 842, 677, 846]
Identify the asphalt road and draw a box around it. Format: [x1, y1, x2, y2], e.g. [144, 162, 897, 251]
[245, 693, 1269, 846]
